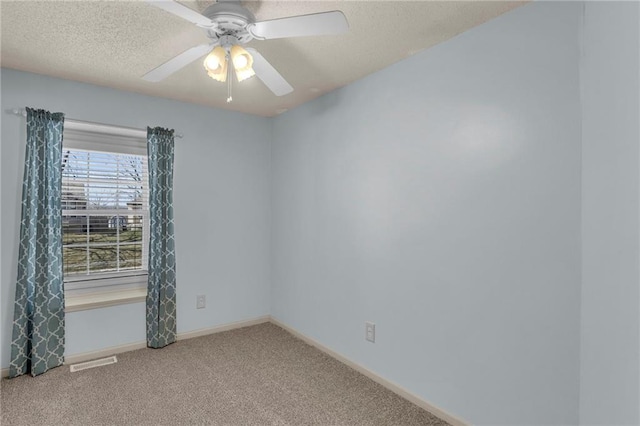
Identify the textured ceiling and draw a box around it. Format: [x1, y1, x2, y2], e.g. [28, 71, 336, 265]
[1, 1, 525, 117]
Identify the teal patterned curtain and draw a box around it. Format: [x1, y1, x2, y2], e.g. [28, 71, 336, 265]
[146, 127, 177, 348]
[10, 108, 65, 378]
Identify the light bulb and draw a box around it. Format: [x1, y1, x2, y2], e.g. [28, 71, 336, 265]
[233, 54, 248, 69]
[204, 55, 220, 71]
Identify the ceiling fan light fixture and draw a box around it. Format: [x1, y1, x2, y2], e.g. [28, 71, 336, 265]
[204, 46, 227, 82]
[144, 1, 350, 101]
[230, 45, 255, 82]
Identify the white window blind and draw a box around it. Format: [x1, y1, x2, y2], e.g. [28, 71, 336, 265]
[62, 125, 149, 286]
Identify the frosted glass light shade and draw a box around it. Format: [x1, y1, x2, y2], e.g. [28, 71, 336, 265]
[204, 47, 227, 82]
[230, 45, 255, 82]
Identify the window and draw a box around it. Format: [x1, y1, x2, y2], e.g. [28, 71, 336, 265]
[62, 122, 149, 294]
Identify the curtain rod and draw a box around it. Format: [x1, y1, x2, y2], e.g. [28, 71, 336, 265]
[6, 108, 184, 139]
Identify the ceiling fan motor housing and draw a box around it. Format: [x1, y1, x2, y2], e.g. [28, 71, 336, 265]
[203, 1, 255, 44]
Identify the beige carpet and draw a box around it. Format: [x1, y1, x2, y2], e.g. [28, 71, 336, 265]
[1, 322, 448, 425]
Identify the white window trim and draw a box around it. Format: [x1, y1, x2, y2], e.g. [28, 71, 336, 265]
[65, 287, 147, 313]
[65, 270, 147, 290]
[62, 121, 149, 311]
[65, 273, 147, 312]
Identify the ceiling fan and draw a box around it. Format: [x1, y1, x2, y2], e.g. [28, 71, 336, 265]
[143, 0, 349, 101]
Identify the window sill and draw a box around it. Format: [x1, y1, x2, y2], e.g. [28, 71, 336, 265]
[65, 288, 147, 313]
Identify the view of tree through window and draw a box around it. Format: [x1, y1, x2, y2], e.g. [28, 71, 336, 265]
[62, 149, 149, 277]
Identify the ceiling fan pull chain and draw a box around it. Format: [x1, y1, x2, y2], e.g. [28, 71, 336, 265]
[226, 51, 233, 103]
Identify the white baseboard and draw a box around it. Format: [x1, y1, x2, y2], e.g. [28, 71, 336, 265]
[178, 315, 270, 340]
[1, 315, 270, 379]
[269, 316, 470, 426]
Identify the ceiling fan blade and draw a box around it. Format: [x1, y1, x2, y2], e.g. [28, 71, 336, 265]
[248, 11, 348, 40]
[145, 0, 214, 27]
[143, 43, 213, 82]
[246, 48, 293, 96]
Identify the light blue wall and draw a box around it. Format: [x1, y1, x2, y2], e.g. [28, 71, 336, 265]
[1, 69, 272, 367]
[271, 3, 582, 425]
[580, 2, 640, 424]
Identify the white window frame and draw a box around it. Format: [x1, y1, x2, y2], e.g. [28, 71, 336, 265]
[62, 121, 149, 304]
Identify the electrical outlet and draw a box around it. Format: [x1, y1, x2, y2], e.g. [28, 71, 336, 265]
[196, 295, 206, 309]
[365, 321, 375, 343]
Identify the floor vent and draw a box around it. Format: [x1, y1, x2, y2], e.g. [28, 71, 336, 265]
[70, 356, 117, 373]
